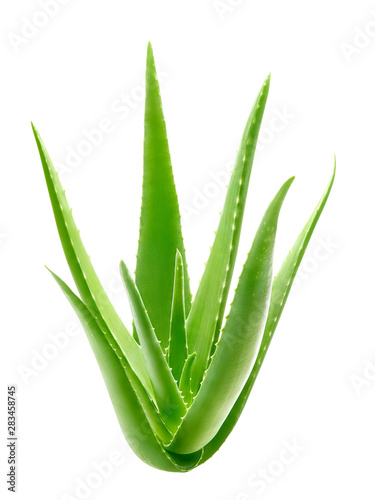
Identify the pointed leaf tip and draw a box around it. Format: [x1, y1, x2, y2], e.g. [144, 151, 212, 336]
[120, 260, 186, 431]
[167, 176, 294, 454]
[147, 42, 155, 68]
[31, 122, 39, 141]
[33, 128, 156, 402]
[136, 47, 192, 350]
[175, 248, 183, 267]
[186, 75, 272, 394]
[168, 249, 187, 382]
[200, 163, 336, 464]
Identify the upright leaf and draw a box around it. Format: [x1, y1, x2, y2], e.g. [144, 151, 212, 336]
[135, 43, 191, 351]
[179, 352, 196, 407]
[168, 250, 187, 382]
[120, 260, 186, 432]
[200, 165, 335, 464]
[167, 177, 294, 454]
[186, 75, 271, 395]
[49, 270, 201, 471]
[32, 124, 154, 401]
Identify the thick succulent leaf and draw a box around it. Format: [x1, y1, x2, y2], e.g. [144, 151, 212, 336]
[123, 361, 172, 444]
[179, 352, 196, 407]
[32, 124, 154, 401]
[49, 269, 201, 471]
[200, 164, 335, 464]
[48, 269, 171, 442]
[123, 361, 203, 472]
[135, 43, 191, 351]
[120, 260, 186, 432]
[167, 250, 187, 382]
[186, 75, 271, 395]
[167, 177, 294, 454]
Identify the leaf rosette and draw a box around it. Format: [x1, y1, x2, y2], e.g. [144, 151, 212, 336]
[32, 44, 335, 472]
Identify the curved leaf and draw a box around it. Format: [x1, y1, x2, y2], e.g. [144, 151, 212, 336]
[32, 124, 154, 401]
[168, 250, 187, 382]
[49, 269, 200, 471]
[186, 75, 271, 395]
[200, 164, 335, 464]
[135, 43, 191, 351]
[179, 352, 196, 407]
[120, 260, 186, 432]
[167, 177, 294, 453]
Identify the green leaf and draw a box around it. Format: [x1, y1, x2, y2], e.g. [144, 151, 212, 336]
[32, 123, 155, 401]
[167, 250, 187, 382]
[48, 268, 171, 442]
[167, 177, 294, 454]
[49, 269, 201, 471]
[200, 164, 335, 464]
[179, 352, 196, 407]
[123, 361, 173, 444]
[34, 42, 336, 472]
[120, 260, 186, 432]
[135, 43, 192, 351]
[186, 75, 271, 395]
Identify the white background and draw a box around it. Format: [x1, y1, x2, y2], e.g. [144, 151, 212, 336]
[1, 0, 374, 498]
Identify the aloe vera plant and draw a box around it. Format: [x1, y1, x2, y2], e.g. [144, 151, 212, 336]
[32, 43, 335, 472]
